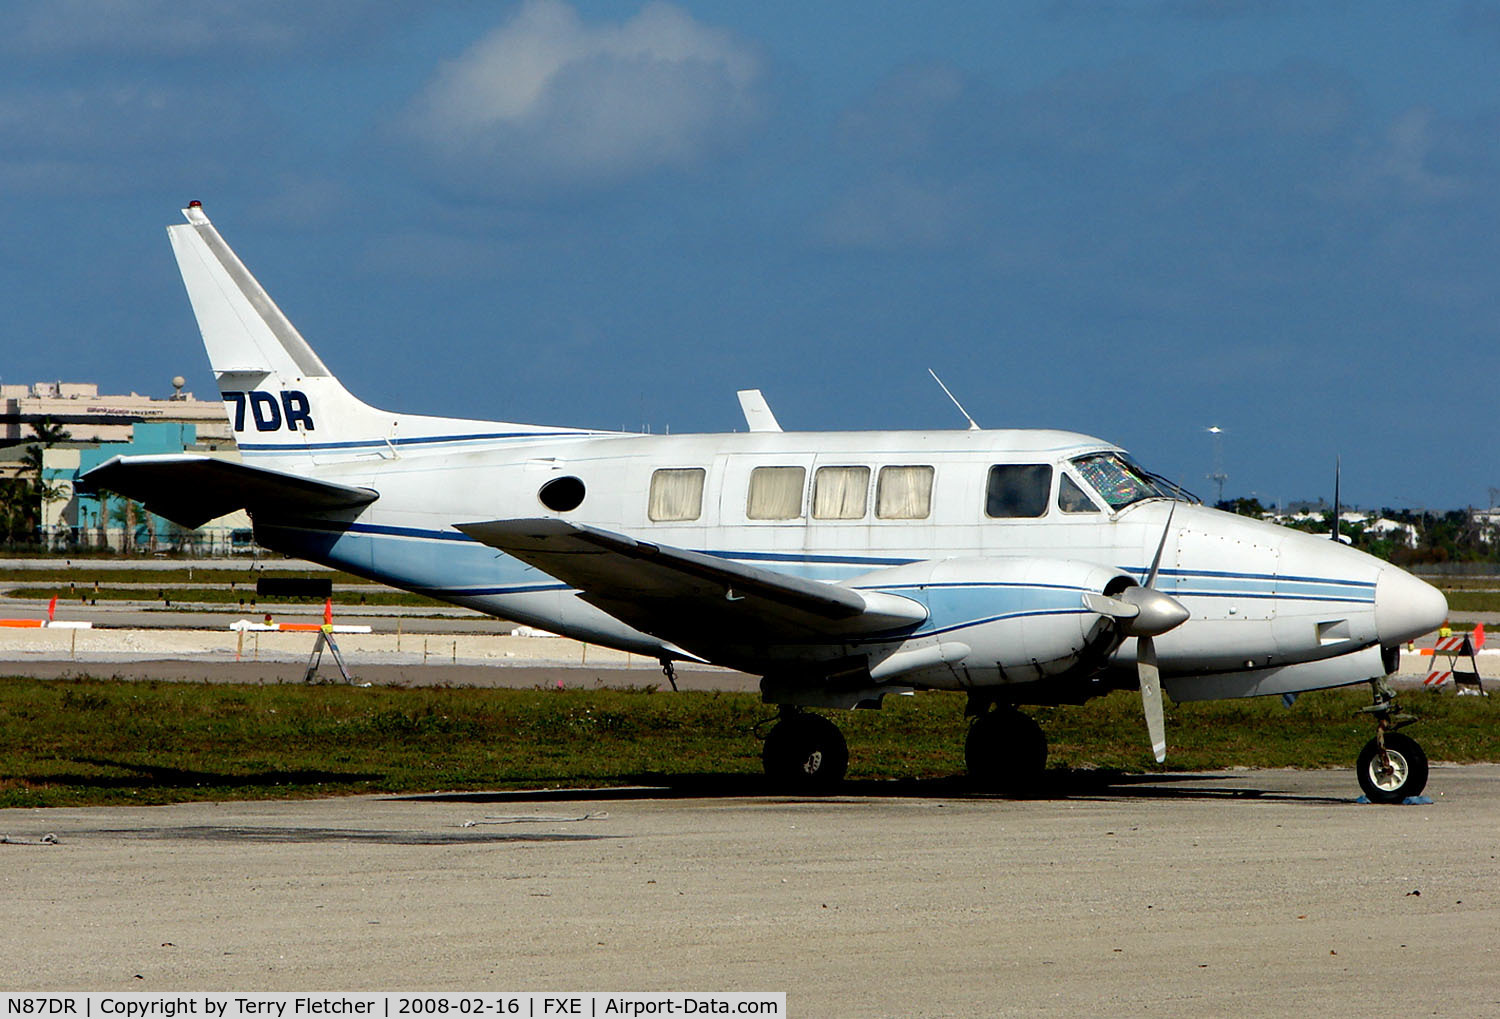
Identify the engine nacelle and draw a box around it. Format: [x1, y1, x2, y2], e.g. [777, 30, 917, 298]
[846, 556, 1137, 688]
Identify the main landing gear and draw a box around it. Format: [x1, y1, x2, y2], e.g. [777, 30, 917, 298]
[965, 702, 1048, 792]
[762, 707, 849, 788]
[1355, 678, 1429, 804]
[759, 700, 1051, 792]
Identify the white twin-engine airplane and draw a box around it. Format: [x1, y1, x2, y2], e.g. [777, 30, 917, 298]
[87, 203, 1449, 801]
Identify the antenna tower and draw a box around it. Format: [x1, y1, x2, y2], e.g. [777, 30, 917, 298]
[1206, 426, 1228, 506]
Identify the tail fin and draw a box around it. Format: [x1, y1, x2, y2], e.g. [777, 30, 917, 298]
[169, 202, 332, 382]
[167, 202, 593, 468]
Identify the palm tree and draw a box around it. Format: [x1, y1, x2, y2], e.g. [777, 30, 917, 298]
[25, 418, 72, 547]
[0, 418, 72, 546]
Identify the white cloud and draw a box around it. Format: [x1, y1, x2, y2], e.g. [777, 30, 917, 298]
[397, 1, 764, 195]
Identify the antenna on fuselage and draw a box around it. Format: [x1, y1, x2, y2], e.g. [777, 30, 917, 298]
[737, 389, 783, 432]
[927, 369, 980, 431]
[1331, 455, 1342, 543]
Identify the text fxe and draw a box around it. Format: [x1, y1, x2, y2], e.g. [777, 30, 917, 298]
[82, 202, 1450, 802]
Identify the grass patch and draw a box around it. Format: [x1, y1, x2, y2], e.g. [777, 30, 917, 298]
[1438, 590, 1500, 613]
[2, 678, 1497, 808]
[1431, 582, 1500, 592]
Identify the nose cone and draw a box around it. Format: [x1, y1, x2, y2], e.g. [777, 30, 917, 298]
[1375, 568, 1448, 645]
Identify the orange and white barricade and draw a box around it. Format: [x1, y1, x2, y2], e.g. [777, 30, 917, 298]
[1, 596, 92, 629]
[1423, 623, 1487, 695]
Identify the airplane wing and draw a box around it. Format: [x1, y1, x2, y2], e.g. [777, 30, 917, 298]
[455, 517, 927, 645]
[80, 454, 378, 528]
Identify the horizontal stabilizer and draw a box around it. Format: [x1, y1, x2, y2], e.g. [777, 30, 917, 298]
[455, 517, 926, 646]
[81, 454, 378, 529]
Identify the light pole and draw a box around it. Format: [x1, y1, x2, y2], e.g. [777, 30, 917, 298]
[1206, 426, 1228, 506]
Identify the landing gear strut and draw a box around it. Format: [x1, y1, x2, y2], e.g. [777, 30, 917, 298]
[1355, 678, 1429, 803]
[762, 708, 848, 788]
[965, 701, 1048, 792]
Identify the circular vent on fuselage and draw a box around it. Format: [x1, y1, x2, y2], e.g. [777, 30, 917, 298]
[538, 475, 586, 512]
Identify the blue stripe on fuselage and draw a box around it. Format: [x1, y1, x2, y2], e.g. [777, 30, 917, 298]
[237, 431, 599, 452]
[266, 519, 1376, 609]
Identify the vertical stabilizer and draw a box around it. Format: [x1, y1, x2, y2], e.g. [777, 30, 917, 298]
[167, 203, 599, 469]
[169, 202, 331, 381]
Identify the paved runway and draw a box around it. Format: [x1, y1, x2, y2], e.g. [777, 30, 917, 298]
[3, 767, 1497, 1016]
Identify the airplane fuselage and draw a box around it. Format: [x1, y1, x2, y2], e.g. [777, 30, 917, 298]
[241, 425, 1435, 706]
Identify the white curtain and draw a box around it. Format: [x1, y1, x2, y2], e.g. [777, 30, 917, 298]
[747, 466, 806, 519]
[813, 466, 870, 519]
[648, 468, 705, 521]
[876, 465, 934, 519]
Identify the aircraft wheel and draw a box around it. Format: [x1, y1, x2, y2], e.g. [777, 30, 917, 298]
[966, 708, 1047, 791]
[762, 712, 848, 789]
[1356, 732, 1429, 804]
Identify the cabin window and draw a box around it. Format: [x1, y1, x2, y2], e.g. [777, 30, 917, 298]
[986, 464, 1052, 518]
[1058, 474, 1101, 514]
[747, 466, 806, 520]
[813, 466, 870, 520]
[876, 465, 934, 519]
[648, 468, 706, 522]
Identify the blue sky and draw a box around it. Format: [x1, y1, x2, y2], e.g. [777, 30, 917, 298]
[3, 1, 1497, 509]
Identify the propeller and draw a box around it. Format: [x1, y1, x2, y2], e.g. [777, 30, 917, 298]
[1084, 503, 1188, 762]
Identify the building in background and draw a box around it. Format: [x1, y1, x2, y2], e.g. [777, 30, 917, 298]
[1, 378, 232, 447]
[1, 379, 250, 552]
[41, 422, 252, 554]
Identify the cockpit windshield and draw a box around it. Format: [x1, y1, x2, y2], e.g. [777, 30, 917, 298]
[1071, 452, 1173, 510]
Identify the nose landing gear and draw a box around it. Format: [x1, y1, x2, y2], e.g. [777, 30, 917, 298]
[1355, 678, 1429, 803]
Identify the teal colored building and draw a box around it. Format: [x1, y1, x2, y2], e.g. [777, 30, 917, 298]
[42, 421, 251, 552]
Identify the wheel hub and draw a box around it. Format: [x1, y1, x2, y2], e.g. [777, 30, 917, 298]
[1369, 750, 1408, 792]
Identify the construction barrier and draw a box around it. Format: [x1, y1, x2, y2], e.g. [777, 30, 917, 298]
[1424, 623, 1487, 695]
[0, 619, 93, 629]
[228, 620, 372, 634]
[0, 597, 92, 630]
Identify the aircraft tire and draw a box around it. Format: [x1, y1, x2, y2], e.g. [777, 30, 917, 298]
[1356, 732, 1429, 804]
[762, 713, 848, 789]
[966, 708, 1048, 792]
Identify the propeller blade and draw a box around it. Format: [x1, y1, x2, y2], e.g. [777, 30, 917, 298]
[1145, 502, 1177, 589]
[1081, 591, 1139, 620]
[1138, 634, 1167, 763]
